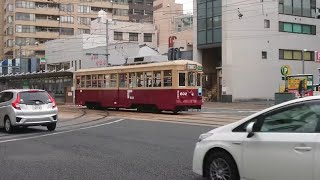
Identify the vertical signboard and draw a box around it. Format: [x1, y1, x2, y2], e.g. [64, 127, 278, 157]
[316, 52, 320, 63]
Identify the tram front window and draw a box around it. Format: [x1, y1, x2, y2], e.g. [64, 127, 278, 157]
[188, 72, 196, 86]
[179, 73, 186, 86]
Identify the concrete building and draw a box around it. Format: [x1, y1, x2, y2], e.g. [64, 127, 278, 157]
[1, 0, 154, 74]
[194, 0, 320, 102]
[45, 11, 158, 70]
[128, 0, 154, 23]
[153, 0, 193, 59]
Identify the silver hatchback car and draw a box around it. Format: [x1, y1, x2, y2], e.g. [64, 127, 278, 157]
[0, 89, 58, 133]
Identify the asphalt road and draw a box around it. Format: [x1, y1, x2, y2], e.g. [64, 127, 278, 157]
[0, 119, 212, 180]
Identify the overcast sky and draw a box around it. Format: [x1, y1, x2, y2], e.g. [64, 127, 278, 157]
[176, 0, 193, 13]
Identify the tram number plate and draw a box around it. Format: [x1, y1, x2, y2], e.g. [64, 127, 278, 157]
[180, 92, 188, 96]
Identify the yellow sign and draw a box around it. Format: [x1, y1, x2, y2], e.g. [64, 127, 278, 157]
[281, 65, 291, 76]
[288, 77, 307, 90]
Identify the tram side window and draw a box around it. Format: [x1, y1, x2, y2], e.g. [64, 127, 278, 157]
[76, 76, 81, 88]
[164, 70, 172, 87]
[179, 72, 186, 86]
[85, 75, 92, 88]
[105, 74, 110, 87]
[81, 76, 86, 88]
[153, 71, 161, 87]
[129, 72, 137, 88]
[188, 72, 196, 86]
[119, 73, 127, 88]
[136, 72, 144, 87]
[145, 72, 153, 87]
[92, 75, 98, 88]
[110, 74, 117, 87]
[197, 73, 202, 87]
[98, 74, 105, 88]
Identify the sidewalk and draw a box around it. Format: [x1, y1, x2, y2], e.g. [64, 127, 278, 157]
[202, 101, 274, 110]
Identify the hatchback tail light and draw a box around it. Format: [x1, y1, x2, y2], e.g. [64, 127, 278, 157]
[12, 93, 21, 110]
[48, 94, 56, 109]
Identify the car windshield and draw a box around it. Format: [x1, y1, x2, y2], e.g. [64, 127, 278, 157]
[19, 91, 50, 105]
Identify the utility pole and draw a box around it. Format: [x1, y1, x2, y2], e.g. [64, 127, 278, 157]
[106, 19, 109, 67]
[19, 44, 22, 73]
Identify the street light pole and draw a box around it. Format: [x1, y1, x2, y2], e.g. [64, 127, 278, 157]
[302, 49, 307, 74]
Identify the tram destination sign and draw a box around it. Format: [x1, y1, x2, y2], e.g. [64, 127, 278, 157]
[186, 64, 197, 70]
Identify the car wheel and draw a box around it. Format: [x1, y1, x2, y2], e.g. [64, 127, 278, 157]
[47, 123, 56, 131]
[205, 151, 239, 180]
[4, 117, 13, 133]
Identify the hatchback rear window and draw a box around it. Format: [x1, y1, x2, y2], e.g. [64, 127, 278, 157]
[19, 91, 50, 105]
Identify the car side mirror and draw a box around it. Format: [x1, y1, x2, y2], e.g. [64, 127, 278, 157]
[246, 122, 255, 138]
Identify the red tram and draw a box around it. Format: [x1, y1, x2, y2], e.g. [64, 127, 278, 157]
[74, 60, 203, 113]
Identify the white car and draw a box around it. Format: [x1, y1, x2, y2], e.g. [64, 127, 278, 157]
[0, 89, 58, 133]
[193, 96, 320, 180]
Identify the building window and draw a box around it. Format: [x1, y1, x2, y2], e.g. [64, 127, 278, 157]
[113, 9, 129, 16]
[198, 0, 221, 45]
[60, 16, 74, 23]
[114, 32, 123, 40]
[7, 4, 14, 12]
[78, 5, 90, 13]
[7, 39, 14, 47]
[279, 49, 314, 61]
[77, 17, 91, 25]
[262, 51, 267, 59]
[15, 13, 35, 21]
[213, 16, 222, 28]
[78, 29, 90, 34]
[60, 4, 73, 12]
[16, 1, 35, 9]
[6, 27, 13, 35]
[264, 19, 270, 28]
[279, 21, 316, 35]
[129, 33, 139, 41]
[133, 9, 144, 15]
[15, 37, 36, 45]
[144, 33, 152, 42]
[279, 0, 316, 18]
[16, 25, 36, 33]
[60, 28, 74, 35]
[7, 16, 13, 23]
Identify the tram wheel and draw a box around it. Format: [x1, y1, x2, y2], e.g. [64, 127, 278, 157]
[172, 110, 179, 115]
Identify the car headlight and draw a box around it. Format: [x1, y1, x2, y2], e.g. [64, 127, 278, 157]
[198, 133, 213, 142]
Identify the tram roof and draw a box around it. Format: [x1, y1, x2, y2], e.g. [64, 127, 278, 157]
[75, 60, 202, 73]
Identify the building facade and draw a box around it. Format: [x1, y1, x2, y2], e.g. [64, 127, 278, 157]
[128, 0, 153, 23]
[194, 0, 320, 102]
[153, 0, 193, 60]
[1, 0, 154, 74]
[45, 11, 158, 70]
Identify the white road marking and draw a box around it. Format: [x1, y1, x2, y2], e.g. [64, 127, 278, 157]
[0, 119, 124, 144]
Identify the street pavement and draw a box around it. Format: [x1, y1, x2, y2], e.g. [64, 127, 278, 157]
[0, 103, 268, 180]
[0, 119, 211, 180]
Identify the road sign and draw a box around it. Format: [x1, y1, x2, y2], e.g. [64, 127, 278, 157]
[40, 57, 46, 65]
[281, 65, 290, 76]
